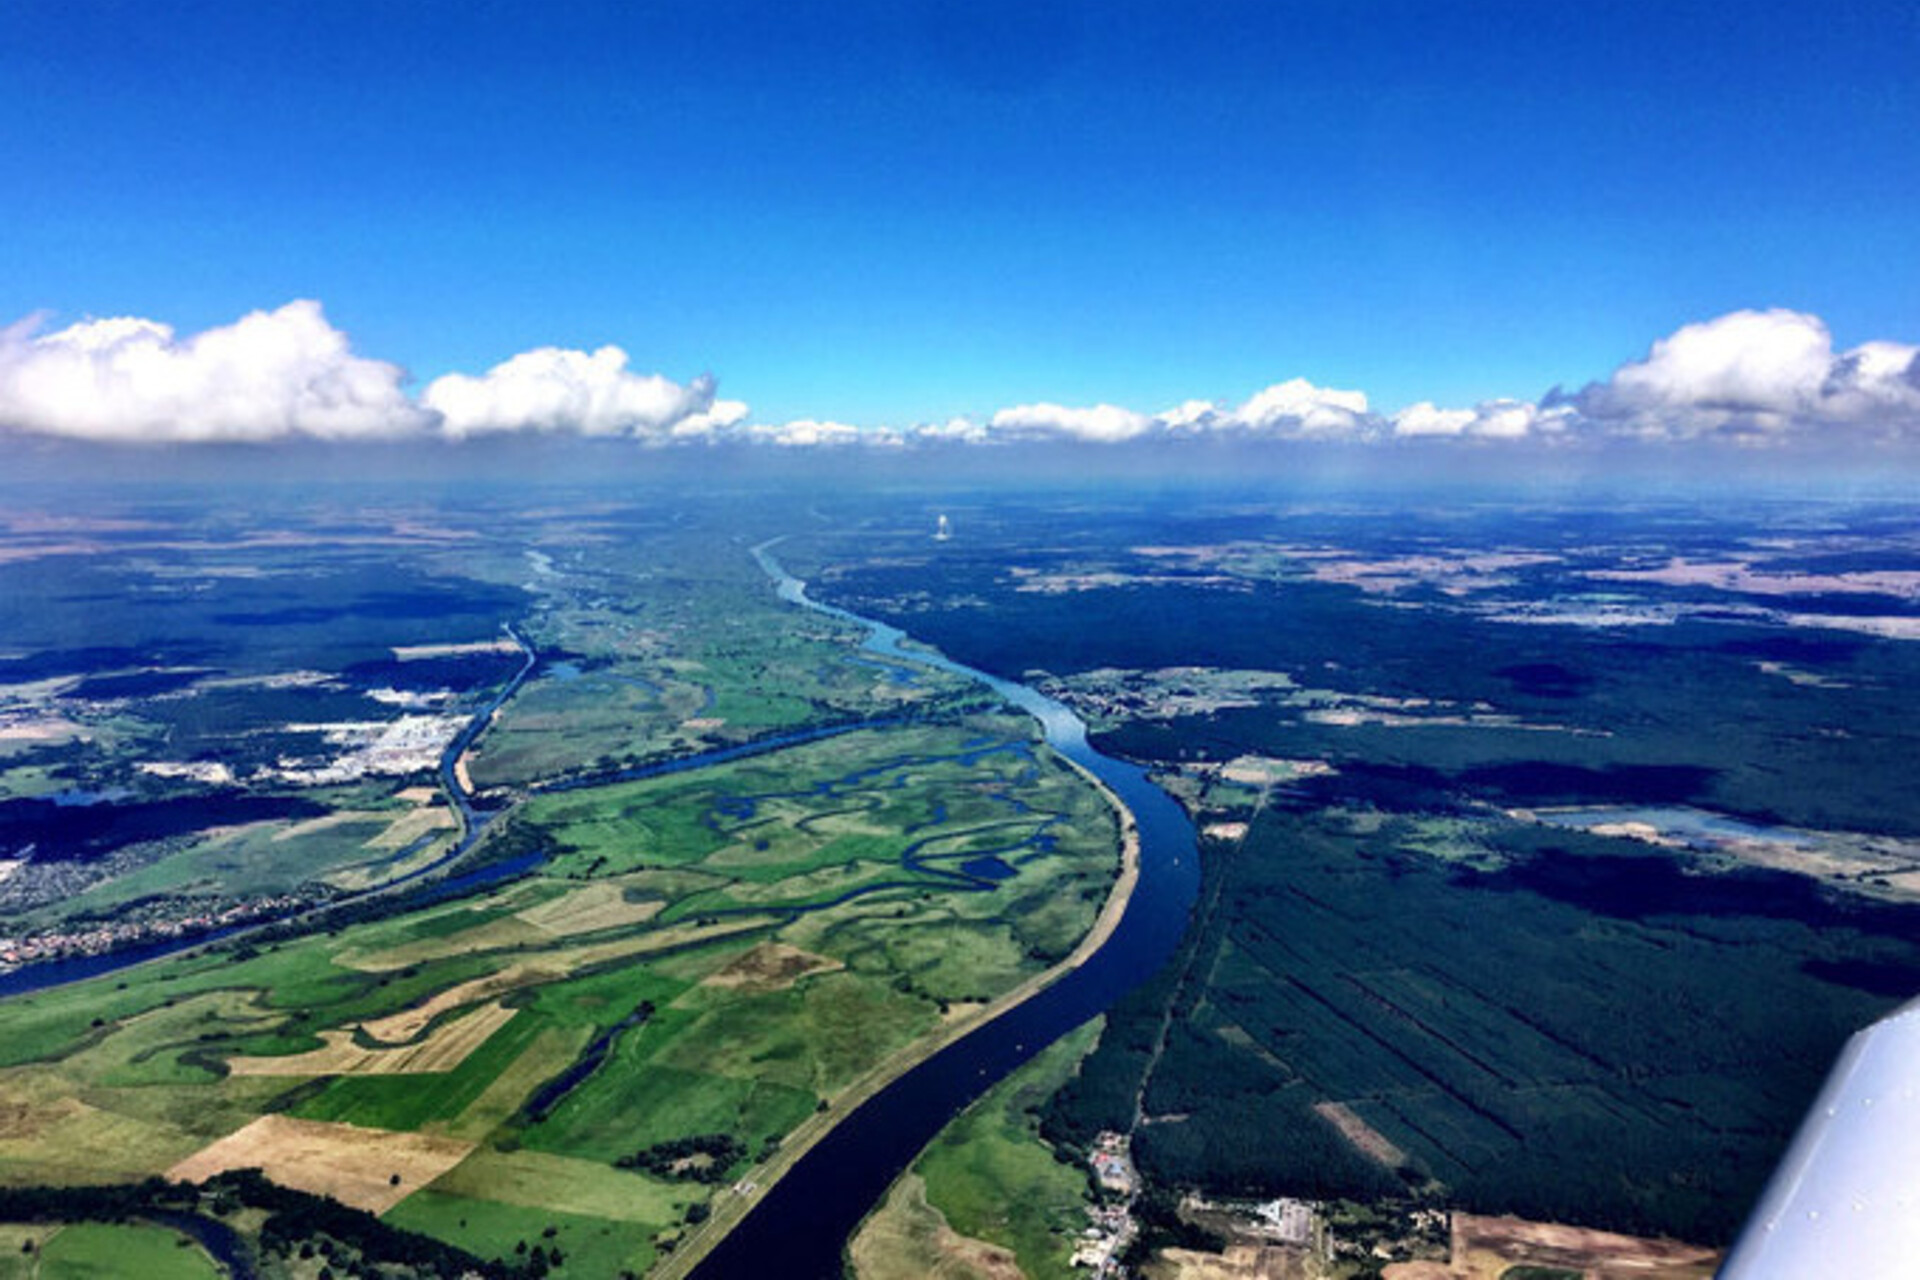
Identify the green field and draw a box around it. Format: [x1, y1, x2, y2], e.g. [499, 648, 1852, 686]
[462, 533, 974, 792]
[4, 1222, 221, 1280]
[852, 1019, 1102, 1280]
[0, 497, 1121, 1274]
[385, 1187, 665, 1276]
[0, 500, 984, 954]
[0, 706, 1119, 1273]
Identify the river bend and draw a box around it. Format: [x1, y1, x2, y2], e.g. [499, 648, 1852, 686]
[685, 547, 1202, 1278]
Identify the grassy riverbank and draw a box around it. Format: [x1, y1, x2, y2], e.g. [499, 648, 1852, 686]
[0, 712, 1121, 1276]
[650, 752, 1138, 1278]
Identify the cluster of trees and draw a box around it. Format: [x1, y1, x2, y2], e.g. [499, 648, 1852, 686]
[614, 1133, 747, 1183]
[0, 1176, 199, 1222]
[0, 1170, 618, 1279]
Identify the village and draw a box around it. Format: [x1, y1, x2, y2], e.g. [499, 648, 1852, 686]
[1071, 1131, 1141, 1275]
[1070, 1128, 1355, 1280]
[0, 892, 309, 970]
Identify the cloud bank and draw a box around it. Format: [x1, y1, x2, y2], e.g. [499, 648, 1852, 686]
[0, 301, 434, 442]
[1568, 309, 1920, 442]
[2, 302, 1914, 452]
[422, 346, 723, 440]
[0, 302, 723, 446]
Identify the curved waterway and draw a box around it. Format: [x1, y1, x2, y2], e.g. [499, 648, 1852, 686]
[687, 547, 1202, 1279]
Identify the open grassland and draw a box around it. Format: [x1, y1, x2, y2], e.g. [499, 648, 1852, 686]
[4, 1221, 222, 1280]
[226, 1000, 520, 1076]
[849, 1174, 1024, 1280]
[358, 964, 548, 1042]
[430, 1146, 689, 1223]
[0, 709, 1122, 1273]
[701, 942, 842, 992]
[385, 1189, 663, 1277]
[853, 1019, 1101, 1280]
[463, 531, 973, 793]
[2, 504, 976, 961]
[513, 878, 667, 935]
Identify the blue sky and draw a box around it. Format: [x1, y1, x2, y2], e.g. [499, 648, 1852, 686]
[3, 0, 1917, 438]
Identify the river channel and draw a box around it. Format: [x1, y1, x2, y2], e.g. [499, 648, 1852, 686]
[686, 547, 1202, 1278]
[0, 545, 1202, 1278]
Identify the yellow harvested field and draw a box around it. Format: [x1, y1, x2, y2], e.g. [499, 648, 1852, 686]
[366, 803, 456, 851]
[167, 1115, 474, 1214]
[1439, 1213, 1721, 1280]
[227, 1001, 518, 1076]
[559, 916, 781, 969]
[273, 810, 386, 842]
[1219, 755, 1333, 786]
[1314, 1101, 1407, 1169]
[345, 915, 548, 969]
[515, 881, 667, 935]
[1588, 820, 1677, 844]
[701, 942, 843, 992]
[343, 904, 770, 973]
[1156, 1244, 1314, 1280]
[360, 967, 550, 1043]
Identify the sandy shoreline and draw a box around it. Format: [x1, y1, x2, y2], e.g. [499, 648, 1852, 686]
[657, 745, 1144, 1279]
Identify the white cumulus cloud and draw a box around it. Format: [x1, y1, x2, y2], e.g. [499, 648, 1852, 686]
[977, 380, 1379, 444]
[1576, 309, 1920, 441]
[911, 416, 990, 444]
[987, 401, 1157, 443]
[422, 345, 720, 439]
[669, 399, 751, 439]
[0, 301, 432, 442]
[8, 299, 1913, 457]
[1391, 398, 1571, 440]
[1231, 378, 1373, 437]
[746, 418, 869, 447]
[1390, 402, 1478, 437]
[1156, 399, 1226, 432]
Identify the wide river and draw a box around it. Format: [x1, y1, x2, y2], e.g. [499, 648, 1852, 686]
[0, 548, 1203, 1278]
[687, 549, 1203, 1278]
